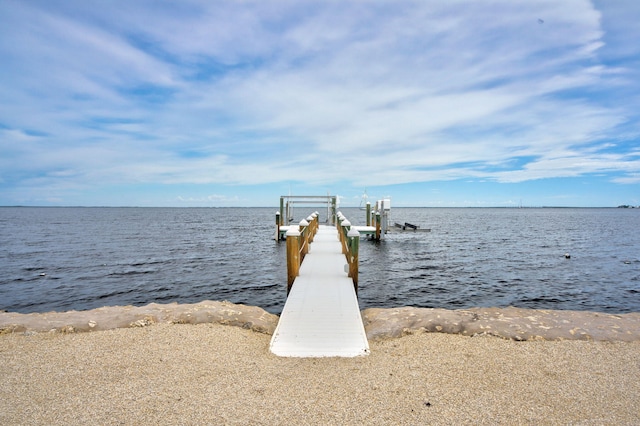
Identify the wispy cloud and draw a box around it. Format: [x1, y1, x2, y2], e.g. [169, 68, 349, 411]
[0, 0, 638, 206]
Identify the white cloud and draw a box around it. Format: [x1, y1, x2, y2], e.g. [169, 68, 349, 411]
[0, 0, 638, 205]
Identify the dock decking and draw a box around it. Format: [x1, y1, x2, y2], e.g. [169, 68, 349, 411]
[269, 225, 370, 357]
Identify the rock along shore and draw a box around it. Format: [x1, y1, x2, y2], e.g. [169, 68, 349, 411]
[2, 301, 639, 341]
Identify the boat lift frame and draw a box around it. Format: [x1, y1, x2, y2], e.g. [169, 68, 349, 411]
[279, 195, 338, 225]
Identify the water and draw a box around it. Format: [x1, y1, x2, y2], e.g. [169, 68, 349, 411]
[1, 207, 638, 315]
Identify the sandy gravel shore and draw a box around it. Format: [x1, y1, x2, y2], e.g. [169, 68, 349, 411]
[2, 321, 639, 425]
[3, 301, 639, 342]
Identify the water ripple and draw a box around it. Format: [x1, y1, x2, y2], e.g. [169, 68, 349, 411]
[1, 207, 639, 315]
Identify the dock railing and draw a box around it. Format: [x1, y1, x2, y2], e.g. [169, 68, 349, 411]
[285, 211, 360, 295]
[285, 212, 319, 294]
[336, 212, 360, 293]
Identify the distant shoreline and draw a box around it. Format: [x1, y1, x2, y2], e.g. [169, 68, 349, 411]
[1, 205, 637, 209]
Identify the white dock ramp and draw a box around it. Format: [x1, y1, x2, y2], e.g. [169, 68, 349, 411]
[270, 225, 370, 357]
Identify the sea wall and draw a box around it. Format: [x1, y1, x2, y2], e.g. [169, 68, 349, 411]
[2, 301, 639, 341]
[0, 301, 279, 335]
[361, 306, 640, 341]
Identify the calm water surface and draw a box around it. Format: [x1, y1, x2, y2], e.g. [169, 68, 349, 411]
[1, 207, 638, 315]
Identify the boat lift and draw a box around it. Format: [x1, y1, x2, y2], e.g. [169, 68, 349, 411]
[276, 195, 429, 240]
[279, 195, 338, 225]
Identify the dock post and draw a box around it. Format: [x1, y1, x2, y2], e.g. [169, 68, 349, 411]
[286, 228, 301, 294]
[308, 214, 318, 242]
[275, 211, 281, 241]
[314, 212, 319, 236]
[279, 197, 284, 225]
[286, 201, 291, 223]
[375, 212, 381, 241]
[331, 196, 337, 225]
[306, 215, 314, 243]
[347, 228, 359, 294]
[366, 202, 371, 226]
[299, 219, 309, 260]
[340, 219, 351, 255]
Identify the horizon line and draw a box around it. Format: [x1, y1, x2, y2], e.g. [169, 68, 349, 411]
[1, 205, 636, 209]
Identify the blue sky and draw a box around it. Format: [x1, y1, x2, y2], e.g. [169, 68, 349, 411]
[1, 0, 639, 207]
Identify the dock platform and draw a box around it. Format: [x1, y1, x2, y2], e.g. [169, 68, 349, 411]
[278, 224, 376, 240]
[270, 225, 370, 357]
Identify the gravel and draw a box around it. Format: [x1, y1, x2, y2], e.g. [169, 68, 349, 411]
[2, 322, 639, 425]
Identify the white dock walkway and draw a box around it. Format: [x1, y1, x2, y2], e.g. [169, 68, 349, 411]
[269, 225, 370, 357]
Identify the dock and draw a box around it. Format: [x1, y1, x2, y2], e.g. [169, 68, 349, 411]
[269, 224, 370, 357]
[275, 194, 384, 241]
[270, 195, 428, 357]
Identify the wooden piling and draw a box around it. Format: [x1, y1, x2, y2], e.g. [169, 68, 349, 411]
[366, 202, 371, 226]
[286, 228, 301, 294]
[299, 219, 309, 260]
[306, 216, 313, 242]
[340, 218, 351, 255]
[275, 211, 281, 241]
[347, 228, 359, 293]
[375, 212, 381, 241]
[311, 213, 319, 241]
